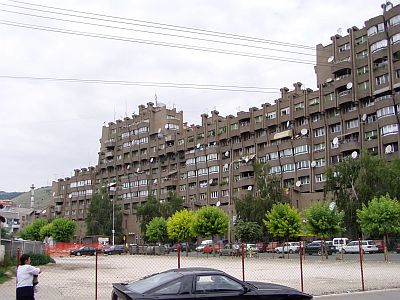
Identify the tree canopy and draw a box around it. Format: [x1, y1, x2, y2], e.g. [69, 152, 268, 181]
[51, 217, 76, 242]
[192, 206, 228, 238]
[305, 202, 344, 239]
[235, 220, 262, 243]
[145, 217, 167, 243]
[264, 203, 301, 239]
[18, 218, 48, 241]
[167, 209, 196, 242]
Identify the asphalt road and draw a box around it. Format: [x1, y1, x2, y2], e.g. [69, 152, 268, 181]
[315, 289, 400, 299]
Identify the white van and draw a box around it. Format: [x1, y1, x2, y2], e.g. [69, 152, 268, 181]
[332, 238, 349, 252]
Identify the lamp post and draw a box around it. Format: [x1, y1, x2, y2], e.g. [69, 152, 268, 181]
[107, 182, 117, 246]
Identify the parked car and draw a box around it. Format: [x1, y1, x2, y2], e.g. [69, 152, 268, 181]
[202, 244, 224, 254]
[342, 240, 379, 254]
[217, 244, 241, 256]
[255, 242, 268, 253]
[372, 240, 385, 253]
[111, 267, 313, 299]
[103, 245, 126, 255]
[266, 241, 279, 253]
[170, 242, 196, 252]
[305, 241, 334, 255]
[332, 237, 349, 252]
[275, 242, 300, 254]
[245, 244, 260, 253]
[195, 240, 213, 252]
[70, 246, 96, 256]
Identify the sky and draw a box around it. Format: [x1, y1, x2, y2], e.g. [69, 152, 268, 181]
[0, 0, 386, 192]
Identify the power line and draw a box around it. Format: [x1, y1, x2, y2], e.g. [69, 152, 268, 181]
[0, 75, 282, 94]
[0, 20, 317, 65]
[6, 0, 315, 50]
[0, 6, 316, 58]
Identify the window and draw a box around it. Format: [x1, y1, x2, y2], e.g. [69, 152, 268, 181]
[207, 153, 218, 161]
[186, 158, 196, 165]
[269, 166, 281, 174]
[294, 145, 309, 155]
[211, 191, 218, 199]
[207, 130, 215, 137]
[198, 168, 208, 176]
[308, 97, 320, 106]
[310, 113, 321, 122]
[358, 81, 369, 90]
[315, 174, 326, 183]
[299, 176, 310, 185]
[364, 130, 378, 141]
[356, 50, 368, 60]
[367, 23, 384, 37]
[380, 124, 399, 136]
[315, 158, 326, 167]
[254, 115, 263, 123]
[266, 112, 276, 119]
[355, 35, 367, 45]
[327, 108, 340, 118]
[346, 119, 359, 129]
[324, 93, 334, 101]
[357, 66, 368, 75]
[370, 40, 388, 53]
[391, 33, 400, 44]
[209, 166, 219, 174]
[230, 123, 238, 130]
[314, 127, 325, 137]
[314, 142, 326, 152]
[296, 160, 310, 170]
[269, 151, 279, 160]
[330, 123, 341, 133]
[178, 138, 184, 145]
[294, 102, 304, 111]
[363, 98, 374, 107]
[282, 163, 295, 173]
[187, 170, 197, 178]
[376, 74, 389, 85]
[280, 107, 290, 116]
[377, 106, 395, 118]
[279, 148, 293, 157]
[219, 126, 227, 135]
[195, 275, 244, 294]
[388, 15, 400, 27]
[338, 43, 350, 52]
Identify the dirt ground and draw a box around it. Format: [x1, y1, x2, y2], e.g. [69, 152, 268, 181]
[1, 254, 399, 299]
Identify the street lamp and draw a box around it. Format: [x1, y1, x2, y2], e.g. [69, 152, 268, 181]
[107, 182, 117, 246]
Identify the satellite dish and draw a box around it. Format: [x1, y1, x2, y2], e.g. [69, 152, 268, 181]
[326, 77, 333, 83]
[351, 151, 358, 159]
[362, 114, 367, 122]
[224, 163, 229, 169]
[295, 181, 302, 187]
[244, 156, 249, 163]
[329, 202, 336, 211]
[209, 179, 214, 185]
[286, 121, 290, 128]
[153, 179, 158, 184]
[216, 201, 221, 207]
[333, 171, 338, 178]
[158, 128, 161, 133]
[385, 145, 393, 154]
[300, 128, 308, 135]
[247, 186, 253, 191]
[164, 124, 169, 129]
[196, 143, 201, 149]
[68, 194, 72, 198]
[346, 82, 353, 89]
[150, 158, 154, 163]
[224, 151, 230, 157]
[311, 160, 317, 168]
[333, 137, 339, 146]
[127, 165, 131, 169]
[136, 168, 140, 173]
[327, 56, 334, 63]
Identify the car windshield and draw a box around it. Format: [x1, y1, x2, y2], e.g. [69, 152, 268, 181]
[126, 272, 182, 294]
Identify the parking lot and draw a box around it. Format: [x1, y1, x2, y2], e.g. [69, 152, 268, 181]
[1, 252, 400, 300]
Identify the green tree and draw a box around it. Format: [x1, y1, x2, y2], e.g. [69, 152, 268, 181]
[39, 223, 54, 240]
[357, 194, 400, 261]
[19, 219, 48, 241]
[145, 217, 167, 244]
[135, 195, 162, 234]
[161, 192, 184, 219]
[235, 162, 288, 235]
[167, 209, 196, 255]
[193, 206, 228, 240]
[325, 153, 400, 238]
[305, 202, 344, 258]
[235, 221, 262, 243]
[264, 203, 301, 257]
[51, 217, 76, 242]
[86, 187, 122, 240]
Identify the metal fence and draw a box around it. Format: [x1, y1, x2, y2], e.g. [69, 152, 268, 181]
[1, 240, 400, 300]
[1, 238, 46, 257]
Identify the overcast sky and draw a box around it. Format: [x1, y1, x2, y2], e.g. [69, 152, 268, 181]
[0, 0, 386, 192]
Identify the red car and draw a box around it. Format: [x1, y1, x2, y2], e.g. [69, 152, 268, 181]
[373, 240, 385, 253]
[202, 244, 224, 254]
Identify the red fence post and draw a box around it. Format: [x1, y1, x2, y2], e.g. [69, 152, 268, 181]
[299, 241, 304, 292]
[358, 237, 365, 291]
[177, 242, 181, 269]
[241, 242, 245, 281]
[95, 249, 98, 300]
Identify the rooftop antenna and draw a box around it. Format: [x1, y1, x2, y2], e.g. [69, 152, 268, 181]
[154, 91, 158, 106]
[125, 100, 128, 118]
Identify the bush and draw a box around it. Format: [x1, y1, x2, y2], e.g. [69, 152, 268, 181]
[29, 253, 55, 266]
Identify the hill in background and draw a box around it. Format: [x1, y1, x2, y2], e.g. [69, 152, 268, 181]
[10, 187, 52, 211]
[0, 191, 24, 200]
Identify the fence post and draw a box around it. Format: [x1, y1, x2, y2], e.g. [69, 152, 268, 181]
[358, 237, 365, 291]
[177, 242, 181, 269]
[95, 249, 98, 300]
[17, 247, 20, 266]
[299, 241, 304, 292]
[241, 242, 245, 281]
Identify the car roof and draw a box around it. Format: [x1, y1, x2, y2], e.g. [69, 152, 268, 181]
[161, 267, 226, 276]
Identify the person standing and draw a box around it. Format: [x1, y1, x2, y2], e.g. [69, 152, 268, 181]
[16, 254, 41, 300]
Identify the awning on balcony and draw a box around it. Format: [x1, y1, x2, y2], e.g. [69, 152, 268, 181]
[272, 129, 293, 140]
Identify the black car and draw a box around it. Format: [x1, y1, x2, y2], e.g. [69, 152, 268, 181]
[111, 267, 312, 300]
[103, 245, 126, 255]
[305, 241, 334, 256]
[70, 246, 96, 256]
[169, 242, 196, 252]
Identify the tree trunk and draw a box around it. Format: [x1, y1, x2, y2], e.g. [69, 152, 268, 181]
[383, 233, 389, 262]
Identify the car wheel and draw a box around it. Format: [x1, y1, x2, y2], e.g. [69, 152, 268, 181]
[317, 250, 322, 256]
[342, 249, 346, 254]
[76, 252, 81, 256]
[289, 249, 294, 254]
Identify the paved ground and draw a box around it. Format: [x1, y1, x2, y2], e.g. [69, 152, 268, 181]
[1, 254, 399, 299]
[314, 289, 400, 300]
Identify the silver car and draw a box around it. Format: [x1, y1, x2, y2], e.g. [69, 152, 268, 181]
[342, 240, 378, 254]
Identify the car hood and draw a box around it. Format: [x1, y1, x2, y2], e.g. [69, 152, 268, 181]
[247, 281, 312, 298]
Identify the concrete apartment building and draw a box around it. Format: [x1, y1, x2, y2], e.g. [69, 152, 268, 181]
[51, 3, 400, 244]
